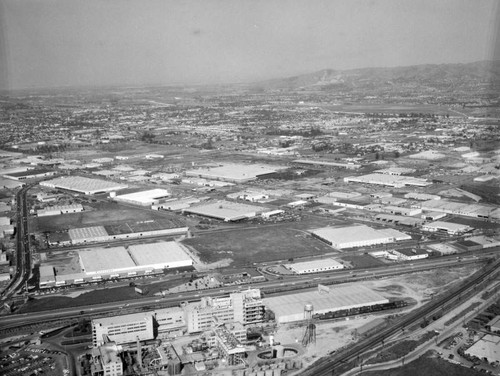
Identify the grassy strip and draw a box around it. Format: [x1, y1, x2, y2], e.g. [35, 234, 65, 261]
[366, 331, 438, 365]
[361, 351, 484, 376]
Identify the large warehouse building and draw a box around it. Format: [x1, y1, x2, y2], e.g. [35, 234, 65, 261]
[183, 200, 267, 222]
[264, 284, 389, 323]
[128, 242, 193, 271]
[79, 246, 138, 277]
[38, 241, 195, 287]
[113, 188, 171, 206]
[286, 258, 345, 274]
[418, 199, 500, 221]
[344, 173, 431, 188]
[41, 176, 128, 195]
[185, 163, 280, 183]
[310, 224, 410, 249]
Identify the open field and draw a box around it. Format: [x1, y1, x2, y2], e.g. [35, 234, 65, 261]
[183, 224, 335, 266]
[18, 286, 141, 313]
[340, 254, 386, 269]
[32, 201, 188, 232]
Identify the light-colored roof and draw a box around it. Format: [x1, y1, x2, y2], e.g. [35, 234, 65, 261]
[128, 242, 191, 266]
[184, 200, 266, 221]
[424, 221, 471, 231]
[186, 163, 280, 182]
[69, 226, 108, 241]
[79, 247, 136, 274]
[287, 258, 344, 273]
[310, 225, 393, 246]
[41, 176, 128, 194]
[93, 311, 153, 326]
[264, 284, 388, 318]
[345, 173, 430, 187]
[466, 334, 500, 362]
[114, 189, 170, 204]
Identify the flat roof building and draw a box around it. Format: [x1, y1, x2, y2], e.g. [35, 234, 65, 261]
[344, 173, 431, 188]
[37, 204, 84, 217]
[185, 163, 280, 183]
[264, 284, 389, 323]
[286, 258, 345, 274]
[69, 226, 109, 244]
[113, 189, 170, 206]
[92, 312, 154, 347]
[465, 334, 500, 364]
[41, 176, 128, 195]
[128, 242, 193, 271]
[183, 289, 265, 333]
[422, 221, 472, 235]
[310, 224, 407, 249]
[183, 200, 267, 222]
[419, 199, 498, 221]
[79, 247, 137, 276]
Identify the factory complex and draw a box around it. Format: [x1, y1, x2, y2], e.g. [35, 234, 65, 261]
[41, 176, 128, 195]
[92, 289, 265, 346]
[183, 200, 268, 222]
[185, 163, 281, 183]
[39, 241, 193, 287]
[264, 284, 389, 323]
[310, 224, 411, 249]
[417, 199, 500, 221]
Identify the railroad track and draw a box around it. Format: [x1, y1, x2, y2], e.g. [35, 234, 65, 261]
[302, 257, 500, 376]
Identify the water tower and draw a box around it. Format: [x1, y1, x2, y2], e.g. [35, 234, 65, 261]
[302, 303, 316, 347]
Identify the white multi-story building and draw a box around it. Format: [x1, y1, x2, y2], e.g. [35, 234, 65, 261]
[92, 313, 154, 347]
[184, 289, 265, 333]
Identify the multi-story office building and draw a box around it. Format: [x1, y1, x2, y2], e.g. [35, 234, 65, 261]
[184, 289, 265, 333]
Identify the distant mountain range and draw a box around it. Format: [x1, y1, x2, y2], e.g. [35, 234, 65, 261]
[255, 60, 500, 100]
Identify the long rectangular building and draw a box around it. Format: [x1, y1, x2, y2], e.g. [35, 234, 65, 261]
[92, 312, 154, 347]
[128, 242, 193, 271]
[113, 189, 170, 206]
[344, 173, 431, 188]
[264, 284, 389, 323]
[310, 224, 408, 249]
[41, 176, 128, 195]
[185, 163, 280, 183]
[183, 200, 267, 222]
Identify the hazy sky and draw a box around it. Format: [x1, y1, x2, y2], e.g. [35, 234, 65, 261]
[0, 0, 499, 90]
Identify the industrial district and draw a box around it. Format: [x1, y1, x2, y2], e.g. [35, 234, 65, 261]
[1, 62, 500, 376]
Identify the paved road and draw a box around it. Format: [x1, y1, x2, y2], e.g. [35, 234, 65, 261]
[0, 253, 490, 333]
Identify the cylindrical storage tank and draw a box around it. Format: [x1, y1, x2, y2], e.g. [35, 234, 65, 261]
[109, 191, 116, 198]
[274, 345, 285, 358]
[305, 303, 314, 312]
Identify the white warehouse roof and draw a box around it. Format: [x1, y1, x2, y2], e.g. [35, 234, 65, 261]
[79, 247, 137, 275]
[41, 176, 128, 195]
[128, 242, 192, 269]
[264, 284, 389, 323]
[183, 200, 267, 221]
[287, 258, 344, 274]
[114, 189, 170, 205]
[310, 225, 395, 249]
